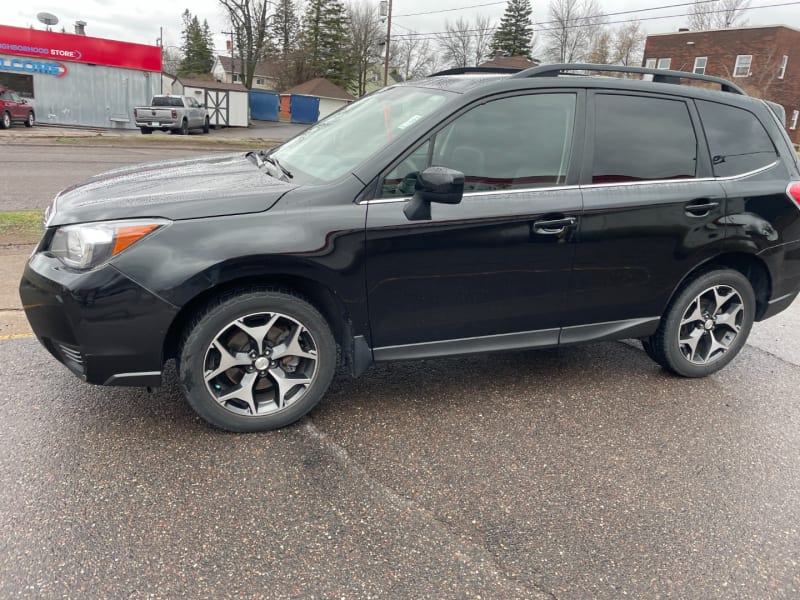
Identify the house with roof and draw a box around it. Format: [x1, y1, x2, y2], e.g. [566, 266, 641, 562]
[643, 25, 800, 143]
[478, 55, 540, 71]
[212, 55, 278, 91]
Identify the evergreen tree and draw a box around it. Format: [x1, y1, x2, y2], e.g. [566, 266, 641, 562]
[490, 0, 534, 59]
[272, 0, 301, 56]
[178, 10, 214, 75]
[302, 0, 353, 87]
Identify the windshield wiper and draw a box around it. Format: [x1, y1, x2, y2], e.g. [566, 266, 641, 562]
[259, 150, 293, 180]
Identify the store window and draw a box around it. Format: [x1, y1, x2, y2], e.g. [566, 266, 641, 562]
[0, 73, 34, 99]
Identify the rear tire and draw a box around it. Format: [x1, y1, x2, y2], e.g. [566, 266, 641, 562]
[644, 269, 755, 377]
[179, 288, 337, 432]
[24, 111, 34, 127]
[0, 111, 10, 129]
[140, 127, 152, 134]
[203, 117, 210, 134]
[180, 118, 189, 135]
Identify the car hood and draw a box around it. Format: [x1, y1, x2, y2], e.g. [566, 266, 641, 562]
[47, 153, 297, 226]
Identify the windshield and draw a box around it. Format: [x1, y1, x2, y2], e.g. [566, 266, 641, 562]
[272, 86, 452, 184]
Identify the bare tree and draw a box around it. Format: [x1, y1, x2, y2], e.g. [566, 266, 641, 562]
[613, 20, 646, 67]
[586, 28, 612, 64]
[348, 1, 383, 96]
[688, 0, 751, 31]
[472, 14, 495, 66]
[218, 0, 273, 88]
[394, 34, 438, 81]
[543, 0, 605, 63]
[437, 18, 474, 69]
[162, 47, 183, 75]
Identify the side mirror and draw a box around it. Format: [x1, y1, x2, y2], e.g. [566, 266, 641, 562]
[403, 167, 465, 221]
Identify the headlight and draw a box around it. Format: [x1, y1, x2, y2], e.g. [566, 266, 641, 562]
[49, 219, 169, 270]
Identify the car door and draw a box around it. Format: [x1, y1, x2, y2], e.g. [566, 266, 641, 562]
[8, 92, 24, 119]
[561, 91, 727, 342]
[365, 91, 586, 358]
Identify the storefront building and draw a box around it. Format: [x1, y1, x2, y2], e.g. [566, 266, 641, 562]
[0, 24, 161, 128]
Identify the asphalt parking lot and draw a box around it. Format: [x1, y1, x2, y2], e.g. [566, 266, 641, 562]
[1, 137, 798, 598]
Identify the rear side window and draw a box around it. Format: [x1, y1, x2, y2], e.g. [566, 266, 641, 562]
[592, 94, 697, 183]
[696, 100, 777, 177]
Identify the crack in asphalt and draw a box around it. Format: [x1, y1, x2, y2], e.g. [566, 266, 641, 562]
[300, 419, 555, 599]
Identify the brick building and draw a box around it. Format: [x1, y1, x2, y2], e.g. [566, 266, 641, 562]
[643, 25, 800, 143]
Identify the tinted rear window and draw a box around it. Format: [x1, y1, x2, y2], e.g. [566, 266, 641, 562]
[152, 97, 184, 107]
[696, 100, 777, 177]
[592, 94, 697, 183]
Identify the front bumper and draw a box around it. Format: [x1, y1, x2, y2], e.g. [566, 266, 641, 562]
[19, 252, 180, 386]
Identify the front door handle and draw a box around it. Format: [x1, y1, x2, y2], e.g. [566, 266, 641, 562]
[533, 217, 577, 235]
[685, 200, 720, 217]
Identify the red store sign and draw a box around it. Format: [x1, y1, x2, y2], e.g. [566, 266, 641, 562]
[0, 24, 161, 72]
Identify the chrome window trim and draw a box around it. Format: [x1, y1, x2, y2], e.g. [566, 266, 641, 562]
[360, 161, 780, 204]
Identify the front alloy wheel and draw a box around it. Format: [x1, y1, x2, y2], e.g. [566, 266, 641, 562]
[179, 289, 336, 432]
[203, 311, 319, 417]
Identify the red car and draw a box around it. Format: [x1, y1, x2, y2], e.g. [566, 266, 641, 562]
[0, 88, 35, 129]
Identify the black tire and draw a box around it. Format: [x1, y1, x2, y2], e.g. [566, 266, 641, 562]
[179, 288, 337, 432]
[180, 118, 189, 135]
[644, 268, 755, 377]
[24, 111, 34, 127]
[202, 117, 210, 134]
[0, 111, 10, 129]
[140, 127, 152, 134]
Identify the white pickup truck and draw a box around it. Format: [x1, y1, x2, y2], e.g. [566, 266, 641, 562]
[133, 95, 210, 135]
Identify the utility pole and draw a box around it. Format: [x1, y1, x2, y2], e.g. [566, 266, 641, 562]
[383, 0, 393, 87]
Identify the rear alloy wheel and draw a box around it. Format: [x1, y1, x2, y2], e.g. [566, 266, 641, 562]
[179, 289, 336, 432]
[24, 111, 34, 127]
[0, 111, 10, 129]
[645, 269, 755, 377]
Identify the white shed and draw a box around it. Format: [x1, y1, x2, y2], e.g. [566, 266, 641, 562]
[167, 76, 250, 128]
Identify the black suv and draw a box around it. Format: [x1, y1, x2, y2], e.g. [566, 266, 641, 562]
[20, 64, 800, 432]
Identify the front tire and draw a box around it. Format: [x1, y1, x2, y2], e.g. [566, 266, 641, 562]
[179, 289, 337, 432]
[24, 111, 34, 127]
[645, 269, 755, 377]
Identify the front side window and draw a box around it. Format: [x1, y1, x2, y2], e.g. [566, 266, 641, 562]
[592, 94, 697, 184]
[379, 93, 577, 197]
[696, 100, 777, 177]
[734, 55, 752, 77]
[693, 57, 708, 75]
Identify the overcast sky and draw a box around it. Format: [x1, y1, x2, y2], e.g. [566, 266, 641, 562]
[7, 0, 800, 57]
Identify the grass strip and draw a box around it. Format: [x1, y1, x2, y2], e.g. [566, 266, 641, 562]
[0, 211, 44, 237]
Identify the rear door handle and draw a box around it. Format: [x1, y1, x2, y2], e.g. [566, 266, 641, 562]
[685, 200, 720, 217]
[533, 217, 577, 235]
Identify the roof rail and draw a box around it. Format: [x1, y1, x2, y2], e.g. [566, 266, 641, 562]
[511, 63, 747, 95]
[429, 66, 521, 77]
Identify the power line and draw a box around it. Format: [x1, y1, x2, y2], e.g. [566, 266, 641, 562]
[395, 1, 506, 18]
[390, 0, 800, 42]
